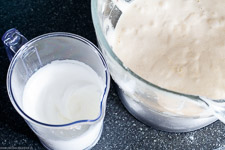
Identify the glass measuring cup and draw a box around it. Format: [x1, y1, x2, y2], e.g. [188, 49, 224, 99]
[91, 0, 225, 132]
[2, 29, 110, 150]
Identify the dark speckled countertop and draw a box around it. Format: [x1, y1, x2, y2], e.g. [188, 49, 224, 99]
[0, 0, 225, 150]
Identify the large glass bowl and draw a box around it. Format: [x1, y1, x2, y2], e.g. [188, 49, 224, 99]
[91, 0, 217, 132]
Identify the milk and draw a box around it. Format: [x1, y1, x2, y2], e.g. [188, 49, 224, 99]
[39, 119, 103, 150]
[22, 60, 105, 150]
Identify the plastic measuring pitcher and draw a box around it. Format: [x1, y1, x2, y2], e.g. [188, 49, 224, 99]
[2, 28, 110, 150]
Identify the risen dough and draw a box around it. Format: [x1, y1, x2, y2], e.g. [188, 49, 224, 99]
[113, 0, 225, 100]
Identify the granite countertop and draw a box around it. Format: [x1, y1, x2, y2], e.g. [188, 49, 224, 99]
[0, 1, 225, 150]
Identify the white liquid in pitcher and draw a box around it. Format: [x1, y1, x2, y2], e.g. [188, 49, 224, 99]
[113, 0, 225, 100]
[22, 60, 104, 150]
[23, 60, 104, 124]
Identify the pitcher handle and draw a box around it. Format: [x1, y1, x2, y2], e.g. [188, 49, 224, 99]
[2, 28, 28, 60]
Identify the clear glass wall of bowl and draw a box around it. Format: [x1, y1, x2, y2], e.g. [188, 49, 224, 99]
[91, 0, 217, 132]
